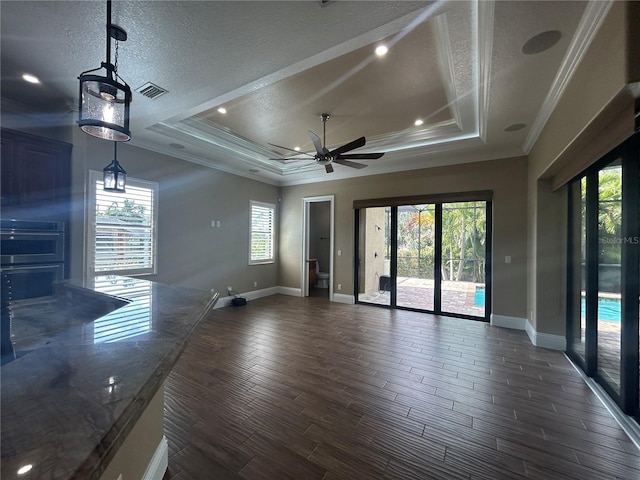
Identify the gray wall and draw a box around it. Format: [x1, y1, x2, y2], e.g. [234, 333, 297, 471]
[69, 128, 280, 296]
[279, 156, 529, 320]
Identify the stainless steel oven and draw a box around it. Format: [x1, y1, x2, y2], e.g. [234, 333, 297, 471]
[0, 219, 65, 301]
[0, 263, 64, 301]
[1, 219, 64, 265]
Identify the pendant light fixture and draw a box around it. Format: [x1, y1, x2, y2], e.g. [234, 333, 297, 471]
[103, 142, 127, 192]
[78, 0, 132, 142]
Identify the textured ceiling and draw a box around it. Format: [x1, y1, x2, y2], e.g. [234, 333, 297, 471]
[0, 1, 602, 186]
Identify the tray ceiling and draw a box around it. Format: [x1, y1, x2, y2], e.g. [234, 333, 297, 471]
[1, 1, 604, 186]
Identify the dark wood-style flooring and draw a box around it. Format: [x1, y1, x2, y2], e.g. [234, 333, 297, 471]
[162, 295, 640, 480]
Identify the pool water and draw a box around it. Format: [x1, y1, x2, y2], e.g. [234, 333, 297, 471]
[580, 297, 621, 322]
[474, 287, 621, 322]
[475, 287, 485, 306]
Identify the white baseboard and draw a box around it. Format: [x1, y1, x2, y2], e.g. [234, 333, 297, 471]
[215, 286, 359, 308]
[490, 314, 527, 330]
[278, 286, 303, 297]
[142, 435, 168, 480]
[332, 293, 355, 304]
[490, 314, 566, 351]
[213, 286, 281, 309]
[526, 319, 566, 350]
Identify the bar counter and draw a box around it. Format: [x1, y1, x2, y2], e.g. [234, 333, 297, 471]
[1, 275, 218, 480]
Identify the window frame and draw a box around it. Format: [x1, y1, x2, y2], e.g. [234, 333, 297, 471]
[249, 200, 276, 265]
[86, 170, 159, 278]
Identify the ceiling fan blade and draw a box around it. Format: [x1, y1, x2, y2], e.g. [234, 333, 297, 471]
[325, 163, 334, 173]
[308, 131, 326, 156]
[333, 158, 367, 169]
[330, 136, 366, 157]
[336, 152, 385, 160]
[268, 143, 314, 158]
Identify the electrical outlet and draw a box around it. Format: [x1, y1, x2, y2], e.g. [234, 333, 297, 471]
[253, 281, 258, 288]
[337, 283, 342, 290]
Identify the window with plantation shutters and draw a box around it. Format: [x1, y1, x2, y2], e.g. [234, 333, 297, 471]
[87, 171, 158, 276]
[249, 200, 275, 265]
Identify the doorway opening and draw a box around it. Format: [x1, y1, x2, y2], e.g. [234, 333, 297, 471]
[302, 195, 334, 300]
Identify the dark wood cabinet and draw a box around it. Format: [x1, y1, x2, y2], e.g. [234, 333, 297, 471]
[1, 129, 72, 218]
[1, 129, 72, 275]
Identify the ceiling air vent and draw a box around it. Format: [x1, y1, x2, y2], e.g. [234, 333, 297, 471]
[135, 82, 169, 100]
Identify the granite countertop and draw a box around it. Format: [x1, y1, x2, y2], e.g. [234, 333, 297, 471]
[1, 275, 218, 480]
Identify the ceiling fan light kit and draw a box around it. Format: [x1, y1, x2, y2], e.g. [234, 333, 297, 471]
[269, 114, 385, 173]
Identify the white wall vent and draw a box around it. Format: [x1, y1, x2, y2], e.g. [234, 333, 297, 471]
[135, 82, 169, 100]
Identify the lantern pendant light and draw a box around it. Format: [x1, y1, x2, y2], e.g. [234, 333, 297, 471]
[103, 142, 127, 192]
[78, 0, 132, 142]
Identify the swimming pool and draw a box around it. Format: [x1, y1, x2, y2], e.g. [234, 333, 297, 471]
[474, 287, 485, 306]
[580, 297, 621, 322]
[474, 287, 621, 322]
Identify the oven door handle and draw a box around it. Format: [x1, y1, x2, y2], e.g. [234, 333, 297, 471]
[2, 232, 63, 237]
[1, 264, 63, 272]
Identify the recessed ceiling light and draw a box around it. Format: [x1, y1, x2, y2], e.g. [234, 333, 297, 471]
[22, 73, 40, 84]
[217, 107, 227, 114]
[294, 147, 301, 151]
[169, 143, 185, 149]
[414, 119, 424, 126]
[375, 45, 388, 57]
[522, 30, 561, 55]
[504, 123, 526, 132]
[17, 464, 33, 475]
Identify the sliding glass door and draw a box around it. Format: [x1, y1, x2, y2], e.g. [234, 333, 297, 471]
[356, 207, 391, 306]
[567, 177, 588, 366]
[396, 204, 435, 311]
[356, 197, 491, 321]
[596, 161, 623, 394]
[441, 202, 488, 317]
[567, 133, 639, 420]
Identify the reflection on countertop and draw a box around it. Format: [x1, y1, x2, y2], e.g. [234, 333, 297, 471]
[1, 275, 218, 480]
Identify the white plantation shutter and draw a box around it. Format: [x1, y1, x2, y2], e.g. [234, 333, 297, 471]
[250, 200, 275, 264]
[87, 171, 158, 276]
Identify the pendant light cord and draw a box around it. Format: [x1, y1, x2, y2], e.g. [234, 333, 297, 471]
[105, 0, 112, 68]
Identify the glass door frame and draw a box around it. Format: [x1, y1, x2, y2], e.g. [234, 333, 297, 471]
[354, 197, 492, 322]
[566, 133, 640, 418]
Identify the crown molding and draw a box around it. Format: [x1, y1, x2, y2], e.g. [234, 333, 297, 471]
[434, 13, 463, 128]
[477, 0, 495, 143]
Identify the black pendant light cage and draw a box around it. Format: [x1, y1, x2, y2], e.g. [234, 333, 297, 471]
[103, 142, 127, 192]
[78, 0, 132, 142]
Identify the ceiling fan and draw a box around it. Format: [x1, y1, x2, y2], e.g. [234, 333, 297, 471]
[269, 114, 385, 173]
